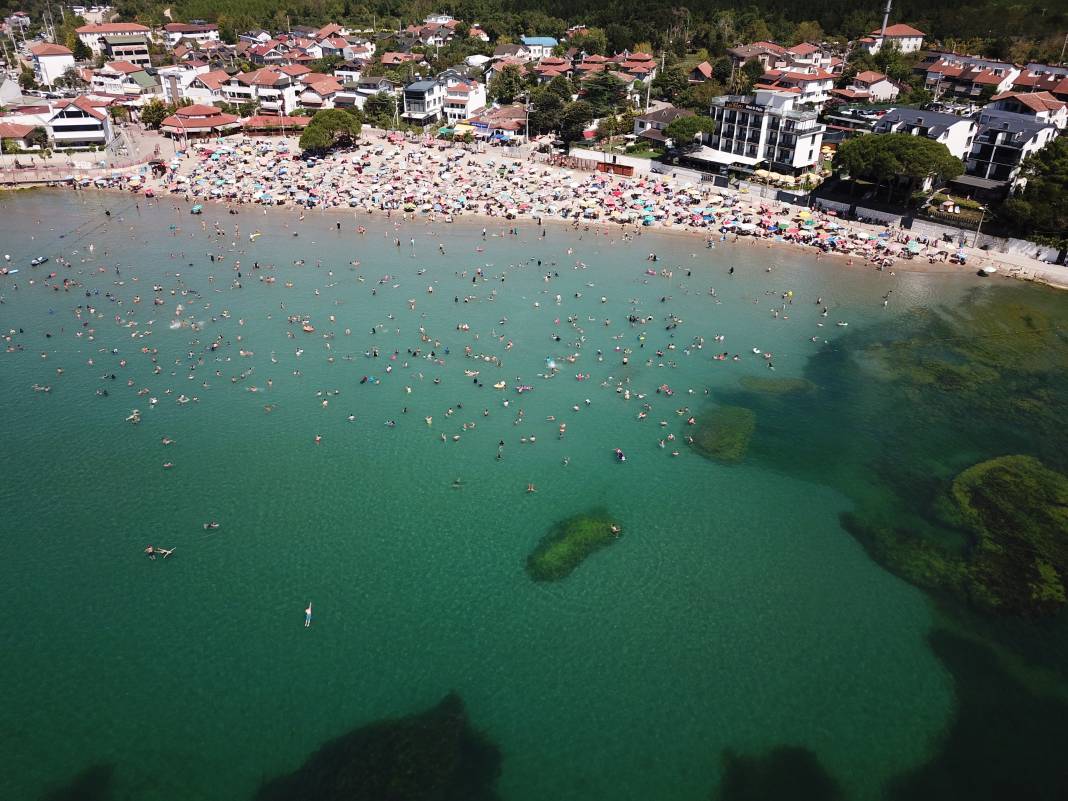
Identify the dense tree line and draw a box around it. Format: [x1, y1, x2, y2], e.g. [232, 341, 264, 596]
[3, 0, 1064, 63]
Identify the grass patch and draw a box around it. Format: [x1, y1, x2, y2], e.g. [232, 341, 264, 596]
[526, 510, 621, 582]
[689, 405, 756, 464]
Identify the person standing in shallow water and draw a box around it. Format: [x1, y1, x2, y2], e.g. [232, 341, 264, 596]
[305, 603, 313, 628]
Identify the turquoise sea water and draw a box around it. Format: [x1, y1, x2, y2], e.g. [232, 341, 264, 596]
[0, 190, 1064, 801]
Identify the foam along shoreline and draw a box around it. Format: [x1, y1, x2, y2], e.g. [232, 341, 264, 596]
[44, 132, 1068, 290]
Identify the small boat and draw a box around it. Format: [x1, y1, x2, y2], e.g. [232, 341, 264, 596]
[836, 321, 849, 327]
[30, 256, 48, 266]
[190, 204, 203, 215]
[203, 521, 220, 530]
[614, 448, 627, 463]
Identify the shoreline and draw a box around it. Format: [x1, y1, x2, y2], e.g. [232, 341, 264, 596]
[6, 132, 1065, 292]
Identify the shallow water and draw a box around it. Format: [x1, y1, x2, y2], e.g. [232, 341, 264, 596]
[0, 190, 1062, 801]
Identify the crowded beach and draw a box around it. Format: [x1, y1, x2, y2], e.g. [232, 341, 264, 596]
[71, 133, 983, 273]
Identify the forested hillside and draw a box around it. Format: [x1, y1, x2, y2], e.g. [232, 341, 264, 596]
[4, 0, 1065, 61]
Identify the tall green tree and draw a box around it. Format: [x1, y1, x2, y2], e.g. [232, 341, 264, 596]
[568, 27, 608, 55]
[489, 64, 525, 104]
[651, 65, 689, 103]
[299, 108, 361, 152]
[363, 91, 398, 128]
[582, 71, 627, 117]
[833, 133, 963, 202]
[663, 114, 716, 151]
[560, 100, 594, 143]
[139, 99, 173, 129]
[1000, 137, 1068, 247]
[529, 87, 565, 134]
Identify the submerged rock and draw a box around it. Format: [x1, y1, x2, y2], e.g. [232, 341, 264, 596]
[713, 746, 842, 801]
[690, 406, 756, 464]
[844, 455, 1068, 618]
[38, 764, 115, 801]
[253, 693, 501, 801]
[526, 510, 620, 582]
[738, 376, 816, 395]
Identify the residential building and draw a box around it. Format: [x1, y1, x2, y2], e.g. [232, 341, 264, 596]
[443, 78, 486, 124]
[492, 43, 531, 61]
[47, 95, 114, 148]
[160, 103, 240, 138]
[0, 120, 38, 149]
[700, 88, 826, 173]
[184, 69, 231, 105]
[986, 90, 1066, 129]
[4, 11, 31, 31]
[1011, 63, 1068, 101]
[615, 51, 657, 83]
[29, 43, 74, 88]
[334, 62, 363, 84]
[919, 53, 1020, 100]
[873, 108, 977, 160]
[966, 111, 1058, 190]
[298, 74, 345, 109]
[380, 51, 425, 67]
[91, 61, 158, 96]
[163, 23, 219, 49]
[468, 25, 490, 42]
[520, 36, 558, 59]
[102, 35, 152, 68]
[831, 70, 900, 103]
[859, 23, 925, 55]
[632, 105, 694, 146]
[157, 63, 209, 103]
[689, 61, 714, 83]
[221, 67, 300, 115]
[784, 42, 836, 71]
[756, 67, 835, 109]
[349, 76, 396, 109]
[402, 78, 445, 124]
[91, 61, 159, 96]
[70, 6, 113, 24]
[727, 42, 787, 71]
[468, 104, 526, 141]
[75, 22, 150, 56]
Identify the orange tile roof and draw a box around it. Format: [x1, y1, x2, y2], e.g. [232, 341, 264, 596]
[30, 42, 72, 56]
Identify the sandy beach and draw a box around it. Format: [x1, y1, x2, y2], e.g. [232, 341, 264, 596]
[35, 130, 1068, 291]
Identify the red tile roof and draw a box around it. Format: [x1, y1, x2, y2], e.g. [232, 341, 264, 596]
[788, 42, 819, 55]
[872, 24, 925, 37]
[103, 61, 142, 74]
[76, 22, 149, 34]
[854, 70, 887, 84]
[243, 114, 312, 129]
[990, 90, 1065, 113]
[30, 42, 72, 56]
[0, 121, 36, 139]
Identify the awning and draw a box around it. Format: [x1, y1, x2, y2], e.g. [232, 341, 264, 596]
[690, 147, 761, 167]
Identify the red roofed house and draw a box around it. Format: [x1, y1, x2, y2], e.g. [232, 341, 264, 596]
[160, 103, 240, 138]
[757, 67, 835, 108]
[986, 90, 1067, 129]
[29, 42, 74, 87]
[832, 70, 900, 103]
[862, 23, 925, 55]
[75, 22, 150, 56]
[222, 67, 300, 115]
[0, 121, 39, 150]
[242, 114, 312, 135]
[1011, 64, 1068, 102]
[90, 61, 159, 96]
[614, 51, 658, 82]
[689, 60, 714, 84]
[443, 77, 487, 123]
[727, 42, 787, 71]
[380, 51, 425, 67]
[298, 74, 345, 109]
[47, 95, 114, 149]
[468, 25, 490, 42]
[920, 53, 1020, 99]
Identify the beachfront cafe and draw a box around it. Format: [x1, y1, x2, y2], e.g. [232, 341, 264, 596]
[160, 104, 241, 141]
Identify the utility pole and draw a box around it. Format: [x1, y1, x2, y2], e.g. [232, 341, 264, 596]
[1060, 31, 1067, 65]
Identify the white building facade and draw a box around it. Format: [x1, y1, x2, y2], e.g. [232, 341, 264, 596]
[703, 89, 826, 172]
